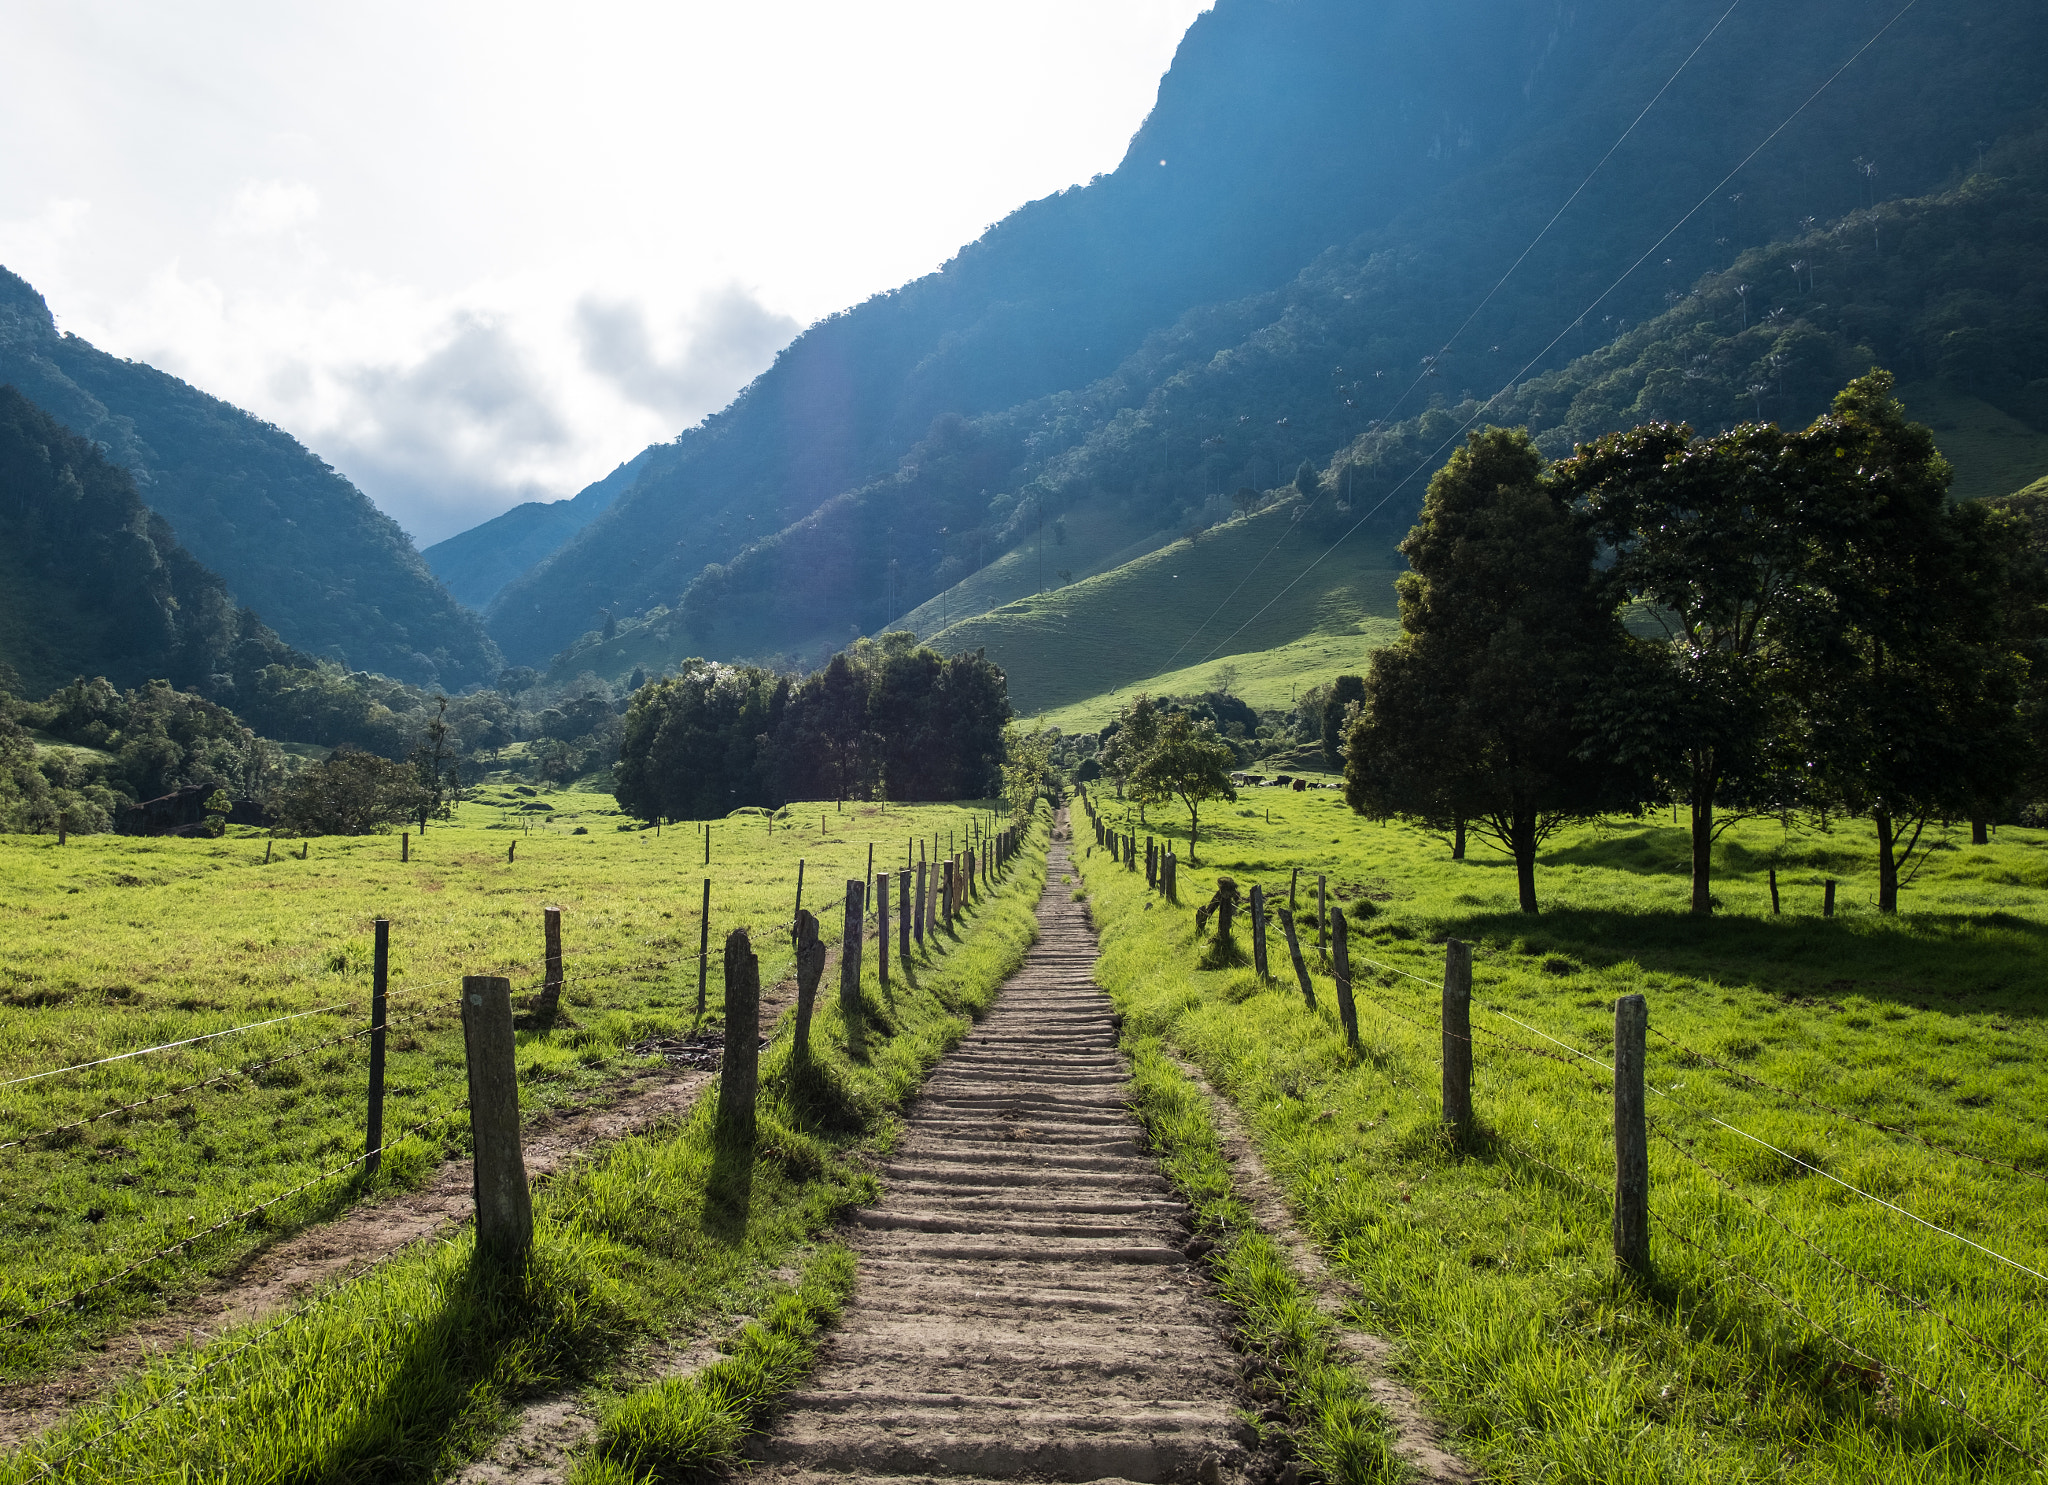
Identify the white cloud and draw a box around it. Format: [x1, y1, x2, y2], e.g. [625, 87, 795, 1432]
[0, 1, 1209, 546]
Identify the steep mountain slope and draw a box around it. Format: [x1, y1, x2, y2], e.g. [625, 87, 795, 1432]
[0, 269, 500, 688]
[486, 0, 2047, 672]
[0, 386, 299, 697]
[423, 447, 654, 611]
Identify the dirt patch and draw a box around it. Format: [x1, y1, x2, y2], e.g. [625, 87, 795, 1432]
[0, 973, 808, 1450]
[1166, 1053, 1475, 1485]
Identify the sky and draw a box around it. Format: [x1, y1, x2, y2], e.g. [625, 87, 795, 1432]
[0, 1, 1210, 546]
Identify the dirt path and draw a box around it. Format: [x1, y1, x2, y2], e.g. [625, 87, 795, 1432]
[749, 829, 1251, 1485]
[0, 975, 806, 1450]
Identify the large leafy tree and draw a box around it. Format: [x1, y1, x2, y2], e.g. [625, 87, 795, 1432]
[407, 695, 461, 833]
[1344, 427, 1633, 913]
[1792, 372, 2029, 911]
[275, 747, 429, 836]
[1131, 710, 1237, 865]
[1556, 420, 1816, 916]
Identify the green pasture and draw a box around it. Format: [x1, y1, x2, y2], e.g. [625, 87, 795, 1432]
[0, 786, 1002, 1383]
[2, 807, 1048, 1483]
[923, 501, 1405, 716]
[1078, 787, 2048, 1483]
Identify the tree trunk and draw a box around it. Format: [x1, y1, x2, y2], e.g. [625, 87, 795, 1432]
[1690, 793, 1714, 917]
[1513, 809, 1539, 914]
[1874, 807, 1900, 914]
[1452, 818, 1465, 861]
[1188, 805, 1199, 865]
[1971, 816, 1990, 846]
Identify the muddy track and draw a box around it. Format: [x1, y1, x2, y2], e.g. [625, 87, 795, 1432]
[750, 828, 1251, 1485]
[0, 973, 810, 1449]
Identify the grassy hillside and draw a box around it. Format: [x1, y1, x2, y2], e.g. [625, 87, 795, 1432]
[1896, 383, 2048, 502]
[1079, 787, 2048, 1480]
[922, 501, 1404, 716]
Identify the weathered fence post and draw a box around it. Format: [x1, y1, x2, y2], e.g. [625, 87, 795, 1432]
[365, 918, 389, 1175]
[461, 975, 532, 1262]
[841, 879, 865, 1016]
[1441, 939, 1472, 1138]
[1823, 879, 1836, 917]
[1278, 909, 1315, 1009]
[696, 878, 711, 1017]
[1330, 910, 1359, 1049]
[1613, 993, 1650, 1276]
[914, 860, 927, 946]
[704, 823, 710, 866]
[507, 841, 515, 864]
[791, 910, 825, 1058]
[717, 931, 760, 1149]
[942, 860, 955, 932]
[1289, 866, 1298, 911]
[1768, 867, 1781, 915]
[877, 872, 890, 990]
[401, 831, 409, 862]
[898, 868, 911, 964]
[1249, 883, 1269, 979]
[532, 905, 565, 1025]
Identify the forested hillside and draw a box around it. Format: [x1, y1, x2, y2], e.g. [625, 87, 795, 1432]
[479, 0, 2048, 673]
[0, 269, 499, 688]
[422, 447, 654, 610]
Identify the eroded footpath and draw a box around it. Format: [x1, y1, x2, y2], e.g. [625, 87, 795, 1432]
[750, 832, 1250, 1485]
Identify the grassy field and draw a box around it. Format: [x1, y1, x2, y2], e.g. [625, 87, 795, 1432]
[923, 502, 1405, 716]
[0, 786, 1005, 1385]
[1896, 382, 2048, 503]
[1077, 787, 2048, 1483]
[3, 806, 1049, 1482]
[1033, 618, 1401, 733]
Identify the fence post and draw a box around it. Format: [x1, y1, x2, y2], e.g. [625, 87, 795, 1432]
[1441, 939, 1472, 1138]
[696, 878, 711, 1017]
[791, 911, 825, 1059]
[365, 918, 389, 1175]
[1249, 883, 1269, 979]
[1330, 910, 1359, 1049]
[460, 975, 532, 1262]
[1613, 993, 1650, 1276]
[507, 841, 516, 864]
[1317, 874, 1329, 958]
[898, 869, 911, 965]
[877, 872, 890, 990]
[401, 831, 409, 862]
[1769, 867, 1781, 915]
[532, 906, 564, 1025]
[914, 860, 926, 946]
[841, 879, 865, 1016]
[1823, 878, 1836, 917]
[1290, 866, 1298, 911]
[717, 931, 760, 1148]
[942, 860, 955, 932]
[1278, 909, 1315, 1009]
[704, 823, 710, 866]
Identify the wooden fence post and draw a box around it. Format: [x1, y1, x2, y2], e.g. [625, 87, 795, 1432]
[1823, 879, 1836, 917]
[1330, 910, 1359, 1049]
[1249, 883, 1269, 979]
[401, 832, 409, 862]
[914, 860, 926, 946]
[1289, 866, 1298, 911]
[460, 975, 532, 1262]
[532, 906, 564, 1025]
[877, 872, 890, 990]
[1768, 867, 1781, 915]
[840, 879, 865, 1016]
[704, 823, 710, 866]
[1613, 993, 1650, 1276]
[1278, 909, 1316, 1009]
[1441, 939, 1472, 1137]
[791, 911, 825, 1059]
[717, 931, 760, 1148]
[898, 869, 911, 964]
[507, 841, 515, 864]
[942, 860, 955, 931]
[365, 918, 389, 1175]
[696, 878, 711, 1017]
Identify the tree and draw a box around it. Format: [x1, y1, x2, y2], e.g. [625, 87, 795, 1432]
[1344, 427, 1634, 913]
[1974, 488, 2048, 835]
[1210, 662, 1241, 698]
[1294, 460, 1320, 499]
[1320, 675, 1365, 766]
[1098, 695, 1162, 804]
[1001, 723, 1054, 823]
[407, 695, 461, 833]
[1793, 373, 2029, 911]
[1556, 419, 1814, 916]
[1131, 711, 1236, 865]
[275, 747, 428, 836]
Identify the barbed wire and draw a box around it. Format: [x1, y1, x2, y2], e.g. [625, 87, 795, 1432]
[1647, 1023, 2048, 1189]
[0, 1003, 457, 1156]
[1649, 1119, 2047, 1389]
[0, 1005, 357, 1092]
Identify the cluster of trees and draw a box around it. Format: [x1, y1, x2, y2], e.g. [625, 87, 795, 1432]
[1087, 694, 1240, 863]
[613, 634, 1010, 821]
[1345, 371, 2045, 915]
